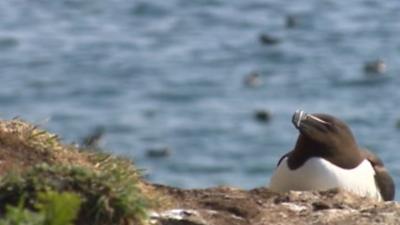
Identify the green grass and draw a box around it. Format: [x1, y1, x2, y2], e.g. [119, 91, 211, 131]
[36, 191, 81, 225]
[0, 191, 80, 225]
[0, 119, 152, 225]
[0, 162, 149, 225]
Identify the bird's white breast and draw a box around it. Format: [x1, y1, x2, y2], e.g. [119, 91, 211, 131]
[269, 157, 382, 201]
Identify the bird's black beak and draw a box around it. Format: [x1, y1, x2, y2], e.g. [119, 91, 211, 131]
[292, 109, 329, 129]
[292, 109, 306, 129]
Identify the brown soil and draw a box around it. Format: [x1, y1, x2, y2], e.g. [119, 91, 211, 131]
[148, 183, 400, 225]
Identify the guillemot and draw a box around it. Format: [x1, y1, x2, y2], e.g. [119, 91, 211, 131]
[269, 110, 395, 201]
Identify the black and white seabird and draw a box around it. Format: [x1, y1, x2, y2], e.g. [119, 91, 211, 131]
[269, 110, 395, 201]
[364, 59, 386, 74]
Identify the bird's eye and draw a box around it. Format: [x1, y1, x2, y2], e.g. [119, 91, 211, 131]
[326, 122, 337, 131]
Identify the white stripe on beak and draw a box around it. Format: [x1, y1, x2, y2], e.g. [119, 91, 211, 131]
[296, 110, 305, 128]
[307, 114, 329, 125]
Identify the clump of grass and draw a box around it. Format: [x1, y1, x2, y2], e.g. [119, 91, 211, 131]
[0, 119, 153, 225]
[0, 119, 96, 175]
[0, 163, 149, 225]
[0, 200, 43, 225]
[0, 119, 62, 153]
[0, 191, 81, 225]
[37, 191, 81, 225]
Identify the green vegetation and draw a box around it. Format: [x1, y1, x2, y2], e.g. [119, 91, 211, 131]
[0, 119, 152, 225]
[0, 161, 148, 225]
[0, 191, 81, 225]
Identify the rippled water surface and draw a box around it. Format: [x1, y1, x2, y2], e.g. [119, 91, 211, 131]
[1, 0, 400, 198]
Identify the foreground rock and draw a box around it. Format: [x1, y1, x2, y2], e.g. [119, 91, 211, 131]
[147, 183, 400, 225]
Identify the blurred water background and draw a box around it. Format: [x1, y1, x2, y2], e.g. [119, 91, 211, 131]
[1, 0, 400, 199]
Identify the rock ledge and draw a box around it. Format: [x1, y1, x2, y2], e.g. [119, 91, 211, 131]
[148, 184, 400, 225]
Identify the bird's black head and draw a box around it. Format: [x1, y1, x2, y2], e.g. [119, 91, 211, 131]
[292, 110, 358, 151]
[289, 110, 362, 169]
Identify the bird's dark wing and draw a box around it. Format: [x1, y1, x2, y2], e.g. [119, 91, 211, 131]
[277, 151, 292, 167]
[361, 148, 395, 201]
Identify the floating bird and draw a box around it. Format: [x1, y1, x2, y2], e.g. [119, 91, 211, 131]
[269, 110, 395, 201]
[146, 147, 171, 158]
[396, 119, 400, 129]
[81, 126, 105, 149]
[364, 59, 386, 75]
[259, 34, 280, 45]
[244, 72, 263, 87]
[285, 15, 298, 28]
[254, 110, 272, 123]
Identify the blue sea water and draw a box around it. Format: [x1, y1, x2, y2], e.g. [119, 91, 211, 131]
[1, 0, 400, 199]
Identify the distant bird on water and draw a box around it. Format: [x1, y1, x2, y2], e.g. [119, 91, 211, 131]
[243, 72, 263, 87]
[285, 15, 298, 28]
[259, 34, 280, 45]
[364, 59, 386, 75]
[81, 126, 105, 149]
